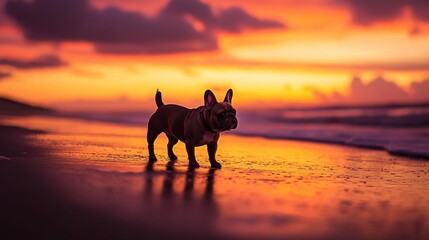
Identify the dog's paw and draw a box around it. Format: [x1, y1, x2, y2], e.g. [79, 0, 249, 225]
[188, 161, 200, 169]
[146, 161, 155, 171]
[148, 155, 157, 162]
[210, 161, 222, 169]
[166, 161, 175, 170]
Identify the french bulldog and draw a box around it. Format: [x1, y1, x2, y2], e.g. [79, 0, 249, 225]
[147, 89, 238, 169]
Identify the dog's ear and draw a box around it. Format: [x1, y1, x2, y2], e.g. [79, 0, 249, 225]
[204, 90, 218, 110]
[224, 89, 233, 104]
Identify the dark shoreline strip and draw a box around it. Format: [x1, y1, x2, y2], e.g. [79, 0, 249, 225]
[231, 132, 429, 160]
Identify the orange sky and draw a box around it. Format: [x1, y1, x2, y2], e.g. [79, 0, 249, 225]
[0, 0, 429, 111]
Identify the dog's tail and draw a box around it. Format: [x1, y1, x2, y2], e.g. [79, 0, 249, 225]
[155, 89, 164, 108]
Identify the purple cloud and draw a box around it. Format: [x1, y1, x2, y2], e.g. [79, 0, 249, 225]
[349, 76, 409, 102]
[5, 0, 215, 53]
[411, 79, 429, 100]
[0, 55, 66, 69]
[161, 0, 215, 26]
[215, 7, 284, 32]
[410, 0, 429, 22]
[0, 71, 11, 80]
[343, 0, 429, 25]
[315, 76, 429, 104]
[161, 0, 285, 33]
[4, 0, 285, 54]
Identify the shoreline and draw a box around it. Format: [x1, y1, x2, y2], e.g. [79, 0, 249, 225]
[2, 114, 429, 161]
[233, 132, 429, 160]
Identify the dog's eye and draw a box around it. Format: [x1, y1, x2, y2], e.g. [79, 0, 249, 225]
[218, 111, 226, 118]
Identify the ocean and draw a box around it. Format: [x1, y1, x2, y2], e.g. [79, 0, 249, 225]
[65, 102, 429, 159]
[237, 103, 429, 159]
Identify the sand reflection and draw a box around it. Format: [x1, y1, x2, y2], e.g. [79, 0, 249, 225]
[142, 161, 220, 234]
[2, 116, 429, 239]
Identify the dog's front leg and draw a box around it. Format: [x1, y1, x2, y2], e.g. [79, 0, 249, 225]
[186, 141, 200, 168]
[207, 141, 222, 169]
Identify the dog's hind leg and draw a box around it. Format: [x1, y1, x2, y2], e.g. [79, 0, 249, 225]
[147, 120, 162, 162]
[166, 134, 178, 161]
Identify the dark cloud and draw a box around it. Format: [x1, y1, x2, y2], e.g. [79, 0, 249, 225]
[5, 0, 215, 53]
[5, 0, 285, 54]
[411, 79, 429, 100]
[349, 76, 409, 102]
[0, 71, 11, 80]
[0, 0, 9, 26]
[161, 0, 215, 25]
[343, 0, 429, 25]
[161, 0, 285, 33]
[0, 55, 66, 69]
[315, 76, 429, 104]
[343, 0, 404, 25]
[215, 7, 284, 32]
[411, 0, 429, 22]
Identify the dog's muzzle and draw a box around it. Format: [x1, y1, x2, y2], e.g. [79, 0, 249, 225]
[232, 118, 238, 129]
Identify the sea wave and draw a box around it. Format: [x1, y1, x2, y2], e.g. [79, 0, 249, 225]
[62, 103, 429, 159]
[236, 104, 429, 159]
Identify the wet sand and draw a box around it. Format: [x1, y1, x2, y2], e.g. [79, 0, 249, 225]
[1, 116, 429, 239]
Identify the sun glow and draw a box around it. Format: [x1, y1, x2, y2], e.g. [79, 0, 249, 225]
[1, 0, 429, 109]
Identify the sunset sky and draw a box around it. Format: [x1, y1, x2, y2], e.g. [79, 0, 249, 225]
[0, 0, 429, 111]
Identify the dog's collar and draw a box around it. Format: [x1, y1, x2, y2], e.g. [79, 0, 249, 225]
[200, 108, 217, 133]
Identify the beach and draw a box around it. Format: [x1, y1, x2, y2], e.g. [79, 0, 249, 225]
[1, 116, 429, 239]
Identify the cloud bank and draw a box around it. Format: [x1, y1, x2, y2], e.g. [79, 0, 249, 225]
[343, 0, 429, 25]
[315, 76, 429, 104]
[0, 71, 11, 80]
[0, 55, 66, 69]
[0, 55, 66, 80]
[5, 0, 285, 54]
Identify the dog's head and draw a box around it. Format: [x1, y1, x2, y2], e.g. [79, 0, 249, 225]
[204, 89, 238, 132]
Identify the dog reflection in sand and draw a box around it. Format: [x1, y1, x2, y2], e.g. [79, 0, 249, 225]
[147, 89, 238, 169]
